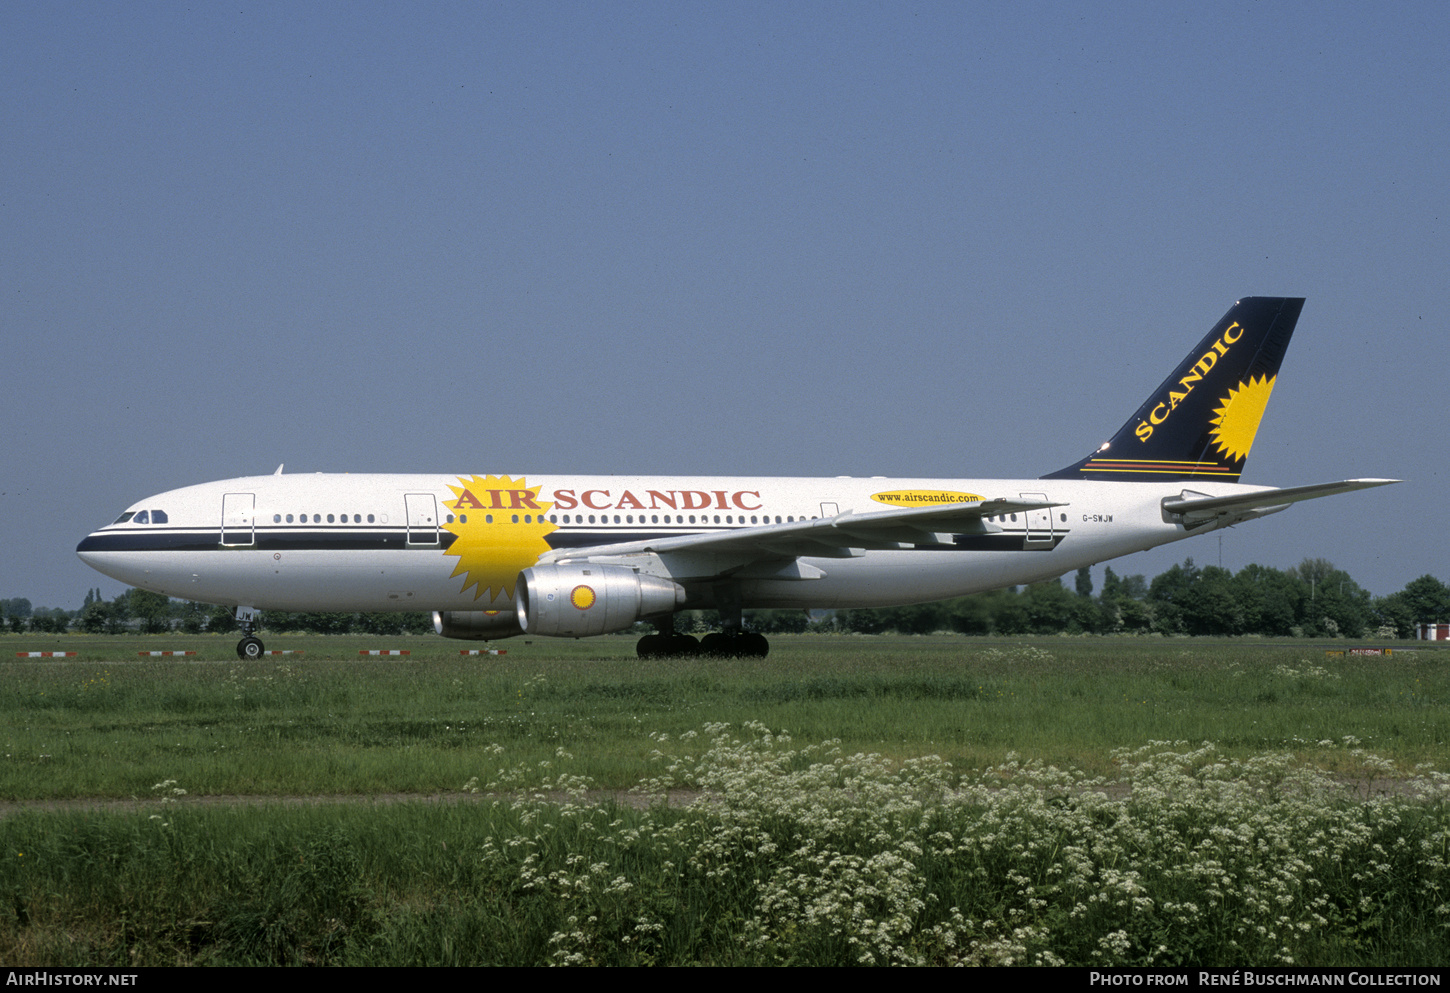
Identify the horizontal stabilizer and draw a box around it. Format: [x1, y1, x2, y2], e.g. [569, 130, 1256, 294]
[1162, 478, 1400, 524]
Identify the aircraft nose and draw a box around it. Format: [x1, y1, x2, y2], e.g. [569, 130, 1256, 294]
[76, 532, 120, 579]
[77, 535, 97, 561]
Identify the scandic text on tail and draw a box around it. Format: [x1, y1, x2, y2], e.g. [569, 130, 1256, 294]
[1043, 297, 1304, 483]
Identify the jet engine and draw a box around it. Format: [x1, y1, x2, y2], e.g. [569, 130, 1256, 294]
[516, 564, 685, 637]
[433, 609, 524, 640]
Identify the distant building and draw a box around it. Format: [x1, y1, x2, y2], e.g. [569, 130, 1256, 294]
[1417, 622, 1450, 641]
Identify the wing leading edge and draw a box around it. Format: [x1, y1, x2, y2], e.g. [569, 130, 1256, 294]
[537, 497, 1063, 565]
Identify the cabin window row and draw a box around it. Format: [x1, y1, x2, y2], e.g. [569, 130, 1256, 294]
[548, 514, 801, 525]
[124, 509, 1067, 530]
[253, 511, 830, 528]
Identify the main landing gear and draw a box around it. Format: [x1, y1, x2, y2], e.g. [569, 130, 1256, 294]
[636, 630, 769, 658]
[235, 605, 264, 660]
[636, 610, 770, 658]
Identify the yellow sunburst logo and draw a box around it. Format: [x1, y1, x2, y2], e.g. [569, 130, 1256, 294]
[442, 475, 556, 603]
[570, 585, 596, 610]
[1209, 374, 1276, 464]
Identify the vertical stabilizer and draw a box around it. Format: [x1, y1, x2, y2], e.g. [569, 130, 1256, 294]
[1042, 297, 1303, 482]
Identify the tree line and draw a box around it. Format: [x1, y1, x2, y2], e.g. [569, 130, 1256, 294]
[3, 559, 1449, 639]
[822, 559, 1450, 639]
[1, 590, 434, 637]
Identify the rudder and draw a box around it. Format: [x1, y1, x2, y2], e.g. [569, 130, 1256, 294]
[1042, 297, 1304, 482]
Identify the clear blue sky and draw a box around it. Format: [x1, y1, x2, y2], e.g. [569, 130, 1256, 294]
[4, 1, 1445, 610]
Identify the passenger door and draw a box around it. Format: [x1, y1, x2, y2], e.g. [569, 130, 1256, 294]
[404, 493, 439, 545]
[221, 493, 255, 546]
[1019, 491, 1055, 549]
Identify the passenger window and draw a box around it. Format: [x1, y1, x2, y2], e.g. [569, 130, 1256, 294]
[327, 514, 335, 523]
[367, 514, 375, 523]
[273, 514, 281, 523]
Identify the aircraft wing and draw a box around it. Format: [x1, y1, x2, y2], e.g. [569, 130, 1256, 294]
[1162, 478, 1400, 525]
[538, 497, 1062, 565]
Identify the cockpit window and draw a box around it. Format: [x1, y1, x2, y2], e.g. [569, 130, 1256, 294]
[114, 509, 167, 525]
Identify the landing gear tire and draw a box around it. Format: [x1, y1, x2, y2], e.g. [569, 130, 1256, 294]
[699, 632, 770, 658]
[238, 636, 264, 660]
[669, 634, 700, 656]
[637, 633, 701, 658]
[699, 632, 730, 657]
[740, 632, 769, 658]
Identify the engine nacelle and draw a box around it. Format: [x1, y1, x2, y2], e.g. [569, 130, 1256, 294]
[516, 564, 685, 637]
[433, 609, 524, 640]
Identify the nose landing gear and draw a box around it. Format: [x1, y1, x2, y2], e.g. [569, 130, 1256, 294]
[234, 605, 264, 659]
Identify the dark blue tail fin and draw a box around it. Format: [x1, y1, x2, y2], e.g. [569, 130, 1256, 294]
[1043, 297, 1303, 482]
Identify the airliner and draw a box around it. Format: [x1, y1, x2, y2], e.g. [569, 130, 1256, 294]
[77, 297, 1396, 660]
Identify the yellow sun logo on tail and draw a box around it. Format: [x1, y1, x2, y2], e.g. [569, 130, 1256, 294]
[443, 475, 556, 603]
[1209, 374, 1277, 464]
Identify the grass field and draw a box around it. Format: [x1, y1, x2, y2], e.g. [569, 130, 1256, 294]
[1, 633, 1447, 965]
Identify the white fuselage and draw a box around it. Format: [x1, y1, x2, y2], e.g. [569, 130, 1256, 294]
[77, 471, 1263, 613]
